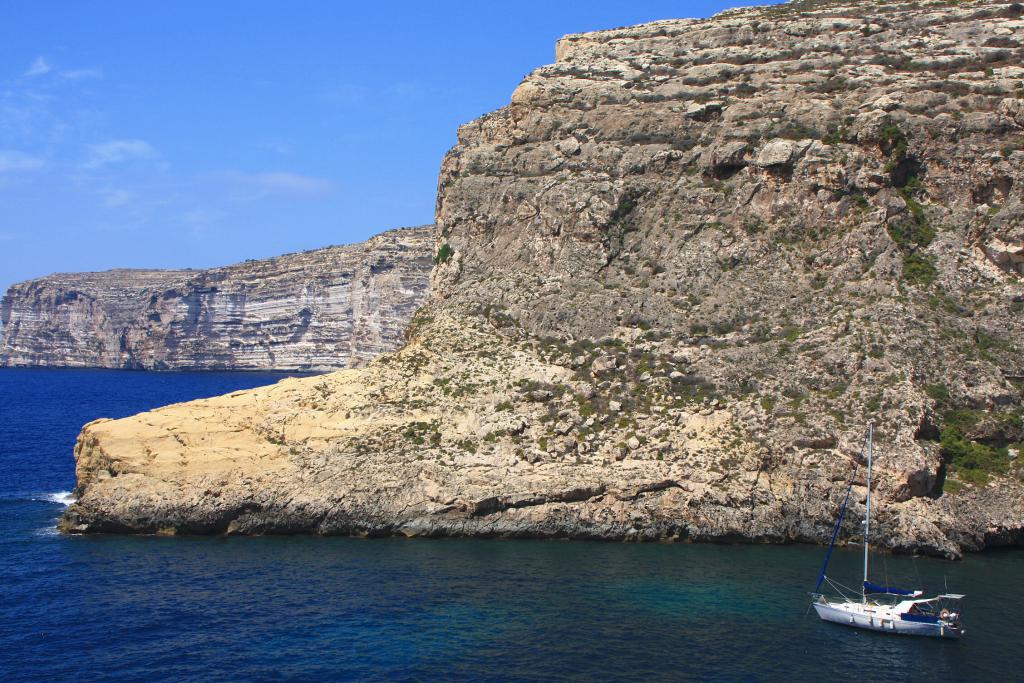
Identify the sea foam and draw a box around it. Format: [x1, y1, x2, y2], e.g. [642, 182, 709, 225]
[43, 491, 76, 506]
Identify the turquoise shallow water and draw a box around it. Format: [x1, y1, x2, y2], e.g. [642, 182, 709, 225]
[2, 368, 1022, 682]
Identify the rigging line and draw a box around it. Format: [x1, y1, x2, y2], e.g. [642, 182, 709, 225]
[813, 458, 862, 594]
[882, 545, 890, 590]
[913, 549, 923, 589]
[824, 576, 860, 601]
[826, 577, 859, 595]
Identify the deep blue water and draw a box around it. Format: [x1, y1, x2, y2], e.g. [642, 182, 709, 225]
[2, 368, 1023, 682]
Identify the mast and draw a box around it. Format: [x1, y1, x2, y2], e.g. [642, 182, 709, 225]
[862, 423, 874, 602]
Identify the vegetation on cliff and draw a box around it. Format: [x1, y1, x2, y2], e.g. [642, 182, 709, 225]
[64, 0, 1024, 556]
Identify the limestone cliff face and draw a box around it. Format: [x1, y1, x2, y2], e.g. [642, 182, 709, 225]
[64, 1, 1024, 556]
[1, 227, 433, 371]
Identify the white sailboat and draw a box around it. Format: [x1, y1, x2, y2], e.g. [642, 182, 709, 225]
[809, 424, 965, 638]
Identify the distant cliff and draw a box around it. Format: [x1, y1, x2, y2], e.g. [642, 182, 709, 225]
[0, 226, 433, 371]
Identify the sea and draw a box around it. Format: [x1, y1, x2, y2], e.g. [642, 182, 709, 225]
[1, 367, 1022, 682]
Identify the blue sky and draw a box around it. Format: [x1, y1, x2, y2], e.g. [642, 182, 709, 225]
[0, 1, 764, 293]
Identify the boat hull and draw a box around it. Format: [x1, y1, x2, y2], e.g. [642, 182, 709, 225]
[813, 602, 962, 639]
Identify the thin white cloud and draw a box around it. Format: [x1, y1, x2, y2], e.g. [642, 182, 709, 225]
[25, 57, 52, 78]
[323, 81, 459, 107]
[180, 208, 225, 236]
[84, 139, 156, 168]
[252, 172, 335, 196]
[22, 57, 102, 81]
[182, 208, 222, 225]
[321, 83, 370, 105]
[60, 68, 103, 81]
[386, 82, 431, 99]
[102, 189, 132, 207]
[212, 170, 336, 200]
[0, 232, 15, 241]
[0, 149, 45, 173]
[262, 141, 293, 155]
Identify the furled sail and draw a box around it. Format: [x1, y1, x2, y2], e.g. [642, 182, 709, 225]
[863, 581, 917, 596]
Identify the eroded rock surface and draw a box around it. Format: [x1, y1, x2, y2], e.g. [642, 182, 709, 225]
[64, 1, 1024, 556]
[1, 227, 433, 371]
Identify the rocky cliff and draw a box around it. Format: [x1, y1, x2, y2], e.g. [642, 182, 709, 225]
[63, 0, 1024, 557]
[1, 226, 433, 371]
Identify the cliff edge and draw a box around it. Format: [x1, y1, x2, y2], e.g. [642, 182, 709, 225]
[63, 0, 1024, 556]
[0, 226, 433, 371]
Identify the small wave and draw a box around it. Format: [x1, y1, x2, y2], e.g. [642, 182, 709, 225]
[42, 491, 76, 506]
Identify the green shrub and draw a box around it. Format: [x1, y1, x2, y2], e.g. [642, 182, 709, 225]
[883, 174, 937, 287]
[821, 126, 846, 145]
[826, 381, 849, 399]
[943, 409, 982, 433]
[955, 467, 992, 487]
[999, 412, 1024, 431]
[975, 330, 1012, 362]
[940, 431, 1002, 472]
[402, 421, 435, 443]
[902, 253, 937, 286]
[888, 206, 935, 249]
[879, 123, 908, 165]
[782, 327, 801, 343]
[576, 397, 595, 417]
[940, 410, 1010, 486]
[435, 243, 454, 264]
[943, 479, 964, 495]
[711, 319, 737, 335]
[925, 383, 950, 403]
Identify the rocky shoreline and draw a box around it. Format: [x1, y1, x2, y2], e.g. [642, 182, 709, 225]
[62, 0, 1024, 556]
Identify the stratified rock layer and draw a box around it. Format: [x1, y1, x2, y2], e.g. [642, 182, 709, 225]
[1, 227, 433, 371]
[64, 1, 1024, 556]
